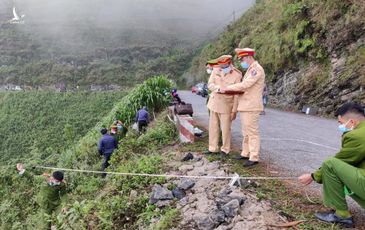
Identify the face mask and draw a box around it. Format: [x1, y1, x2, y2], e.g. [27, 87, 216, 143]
[240, 61, 250, 69]
[222, 66, 231, 74]
[48, 178, 61, 186]
[206, 69, 213, 74]
[338, 120, 353, 133]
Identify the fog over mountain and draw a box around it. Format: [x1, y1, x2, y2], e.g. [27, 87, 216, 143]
[0, 0, 254, 49]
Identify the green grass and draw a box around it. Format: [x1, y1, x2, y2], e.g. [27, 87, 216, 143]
[0, 91, 126, 163]
[152, 208, 181, 230]
[0, 76, 179, 229]
[186, 0, 365, 114]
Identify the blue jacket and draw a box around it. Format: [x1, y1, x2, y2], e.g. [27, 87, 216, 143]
[135, 108, 149, 122]
[98, 134, 118, 155]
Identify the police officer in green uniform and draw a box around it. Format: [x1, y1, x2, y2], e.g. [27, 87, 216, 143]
[16, 163, 67, 229]
[299, 102, 365, 228]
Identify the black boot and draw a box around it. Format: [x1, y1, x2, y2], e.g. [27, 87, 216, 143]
[203, 150, 217, 155]
[219, 151, 228, 157]
[315, 212, 354, 228]
[243, 160, 259, 167]
[233, 156, 249, 160]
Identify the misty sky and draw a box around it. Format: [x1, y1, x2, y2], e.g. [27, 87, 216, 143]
[1, 0, 254, 35]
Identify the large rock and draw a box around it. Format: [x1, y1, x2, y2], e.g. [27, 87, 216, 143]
[195, 214, 218, 230]
[178, 178, 196, 190]
[149, 184, 174, 204]
[196, 209, 225, 230]
[221, 199, 240, 218]
[172, 187, 186, 200]
[209, 209, 225, 224]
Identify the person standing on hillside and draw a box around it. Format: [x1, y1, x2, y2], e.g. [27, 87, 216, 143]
[111, 118, 126, 140]
[16, 163, 67, 229]
[171, 88, 182, 104]
[135, 106, 149, 133]
[219, 48, 265, 167]
[205, 58, 220, 113]
[298, 102, 365, 228]
[205, 55, 242, 156]
[98, 128, 118, 177]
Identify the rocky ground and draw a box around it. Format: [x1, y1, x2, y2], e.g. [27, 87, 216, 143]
[147, 151, 294, 230]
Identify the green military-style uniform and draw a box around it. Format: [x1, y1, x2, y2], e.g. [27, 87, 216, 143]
[312, 121, 365, 212]
[37, 182, 67, 215]
[19, 170, 67, 228]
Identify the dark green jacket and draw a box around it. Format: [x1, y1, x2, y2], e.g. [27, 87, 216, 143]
[19, 170, 67, 214]
[37, 182, 67, 214]
[313, 121, 365, 183]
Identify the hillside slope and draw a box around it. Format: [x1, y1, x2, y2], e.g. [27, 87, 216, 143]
[187, 0, 365, 115]
[0, 91, 126, 162]
[0, 76, 174, 229]
[0, 0, 200, 89]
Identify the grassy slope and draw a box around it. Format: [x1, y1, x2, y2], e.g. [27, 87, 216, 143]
[0, 76, 178, 229]
[0, 91, 126, 163]
[0, 21, 196, 87]
[187, 0, 365, 113]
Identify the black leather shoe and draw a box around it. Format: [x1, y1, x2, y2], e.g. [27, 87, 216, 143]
[315, 212, 354, 228]
[219, 151, 228, 157]
[203, 150, 217, 155]
[233, 156, 249, 160]
[243, 160, 259, 167]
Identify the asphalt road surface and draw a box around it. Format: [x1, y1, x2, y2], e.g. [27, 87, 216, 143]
[179, 90, 365, 224]
[180, 91, 341, 174]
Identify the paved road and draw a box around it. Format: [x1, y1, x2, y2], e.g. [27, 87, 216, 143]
[181, 91, 341, 175]
[180, 90, 365, 223]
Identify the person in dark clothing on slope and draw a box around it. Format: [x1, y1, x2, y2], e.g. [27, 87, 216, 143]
[98, 128, 118, 177]
[135, 106, 149, 133]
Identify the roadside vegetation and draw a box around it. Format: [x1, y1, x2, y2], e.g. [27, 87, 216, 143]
[0, 76, 181, 229]
[187, 0, 365, 114]
[0, 91, 126, 163]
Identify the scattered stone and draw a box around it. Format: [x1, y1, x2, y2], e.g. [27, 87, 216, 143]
[149, 195, 158, 204]
[196, 214, 218, 230]
[196, 196, 215, 213]
[193, 160, 204, 167]
[179, 196, 189, 207]
[172, 187, 186, 200]
[209, 170, 226, 177]
[155, 200, 172, 208]
[240, 179, 259, 189]
[216, 194, 245, 208]
[222, 199, 240, 218]
[179, 165, 194, 173]
[182, 152, 194, 161]
[149, 184, 174, 204]
[209, 209, 225, 224]
[195, 155, 203, 161]
[206, 162, 219, 171]
[215, 225, 231, 230]
[196, 209, 228, 229]
[129, 190, 138, 200]
[178, 178, 196, 190]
